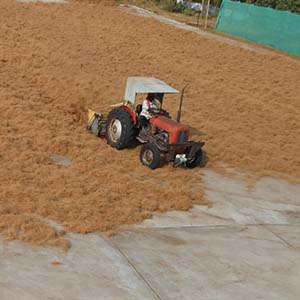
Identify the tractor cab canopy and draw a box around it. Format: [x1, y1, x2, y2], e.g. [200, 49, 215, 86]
[124, 77, 179, 105]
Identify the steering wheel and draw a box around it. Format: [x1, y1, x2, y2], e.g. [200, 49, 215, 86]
[149, 107, 161, 116]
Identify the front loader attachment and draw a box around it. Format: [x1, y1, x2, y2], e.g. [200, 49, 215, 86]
[87, 109, 107, 137]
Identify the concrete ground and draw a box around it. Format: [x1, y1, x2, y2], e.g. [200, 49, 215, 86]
[1, 168, 300, 300]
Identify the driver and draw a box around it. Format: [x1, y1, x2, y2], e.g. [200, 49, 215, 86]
[139, 93, 160, 127]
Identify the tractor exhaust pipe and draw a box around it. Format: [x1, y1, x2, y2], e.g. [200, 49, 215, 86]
[176, 84, 188, 123]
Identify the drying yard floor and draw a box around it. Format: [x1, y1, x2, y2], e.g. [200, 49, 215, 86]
[1, 168, 300, 300]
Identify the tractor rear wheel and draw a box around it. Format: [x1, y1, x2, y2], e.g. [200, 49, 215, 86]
[106, 108, 136, 149]
[140, 142, 161, 169]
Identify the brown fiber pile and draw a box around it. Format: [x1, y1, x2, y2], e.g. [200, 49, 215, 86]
[0, 0, 299, 249]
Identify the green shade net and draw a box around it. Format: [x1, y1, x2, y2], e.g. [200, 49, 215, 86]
[216, 0, 300, 55]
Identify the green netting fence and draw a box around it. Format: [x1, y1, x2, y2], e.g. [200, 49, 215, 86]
[216, 0, 300, 55]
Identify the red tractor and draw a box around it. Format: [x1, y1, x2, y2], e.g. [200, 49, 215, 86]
[88, 77, 204, 169]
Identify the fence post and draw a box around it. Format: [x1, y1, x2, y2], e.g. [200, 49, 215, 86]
[205, 0, 211, 29]
[201, 0, 205, 19]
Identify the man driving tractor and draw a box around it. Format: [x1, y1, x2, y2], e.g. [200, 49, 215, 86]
[138, 93, 160, 127]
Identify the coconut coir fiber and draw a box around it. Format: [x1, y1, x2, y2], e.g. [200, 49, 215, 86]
[0, 0, 299, 249]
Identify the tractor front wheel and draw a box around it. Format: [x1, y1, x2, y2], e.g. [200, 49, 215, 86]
[140, 142, 161, 169]
[186, 142, 203, 169]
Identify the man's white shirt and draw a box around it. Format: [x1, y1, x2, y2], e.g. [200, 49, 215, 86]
[140, 99, 159, 120]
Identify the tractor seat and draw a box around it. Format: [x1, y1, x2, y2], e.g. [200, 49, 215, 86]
[135, 104, 142, 115]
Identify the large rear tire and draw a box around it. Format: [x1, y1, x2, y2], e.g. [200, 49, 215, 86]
[106, 108, 136, 149]
[140, 142, 161, 169]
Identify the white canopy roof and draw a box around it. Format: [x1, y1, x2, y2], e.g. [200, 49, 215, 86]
[124, 77, 179, 104]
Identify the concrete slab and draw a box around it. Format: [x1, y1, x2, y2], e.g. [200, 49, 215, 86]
[267, 225, 300, 252]
[1, 169, 299, 299]
[112, 225, 300, 300]
[49, 154, 72, 167]
[136, 204, 234, 229]
[0, 233, 158, 300]
[202, 170, 300, 225]
[137, 169, 300, 228]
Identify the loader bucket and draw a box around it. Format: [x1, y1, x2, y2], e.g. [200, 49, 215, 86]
[87, 109, 106, 137]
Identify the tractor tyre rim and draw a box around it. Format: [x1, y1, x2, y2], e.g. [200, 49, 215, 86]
[109, 118, 122, 143]
[142, 149, 154, 165]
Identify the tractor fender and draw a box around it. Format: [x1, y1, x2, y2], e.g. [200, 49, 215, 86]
[119, 105, 137, 124]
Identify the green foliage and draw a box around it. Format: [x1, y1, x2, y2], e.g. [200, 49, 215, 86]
[183, 7, 197, 15]
[159, 0, 185, 12]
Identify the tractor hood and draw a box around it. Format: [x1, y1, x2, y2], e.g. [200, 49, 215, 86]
[150, 116, 189, 134]
[124, 77, 179, 104]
